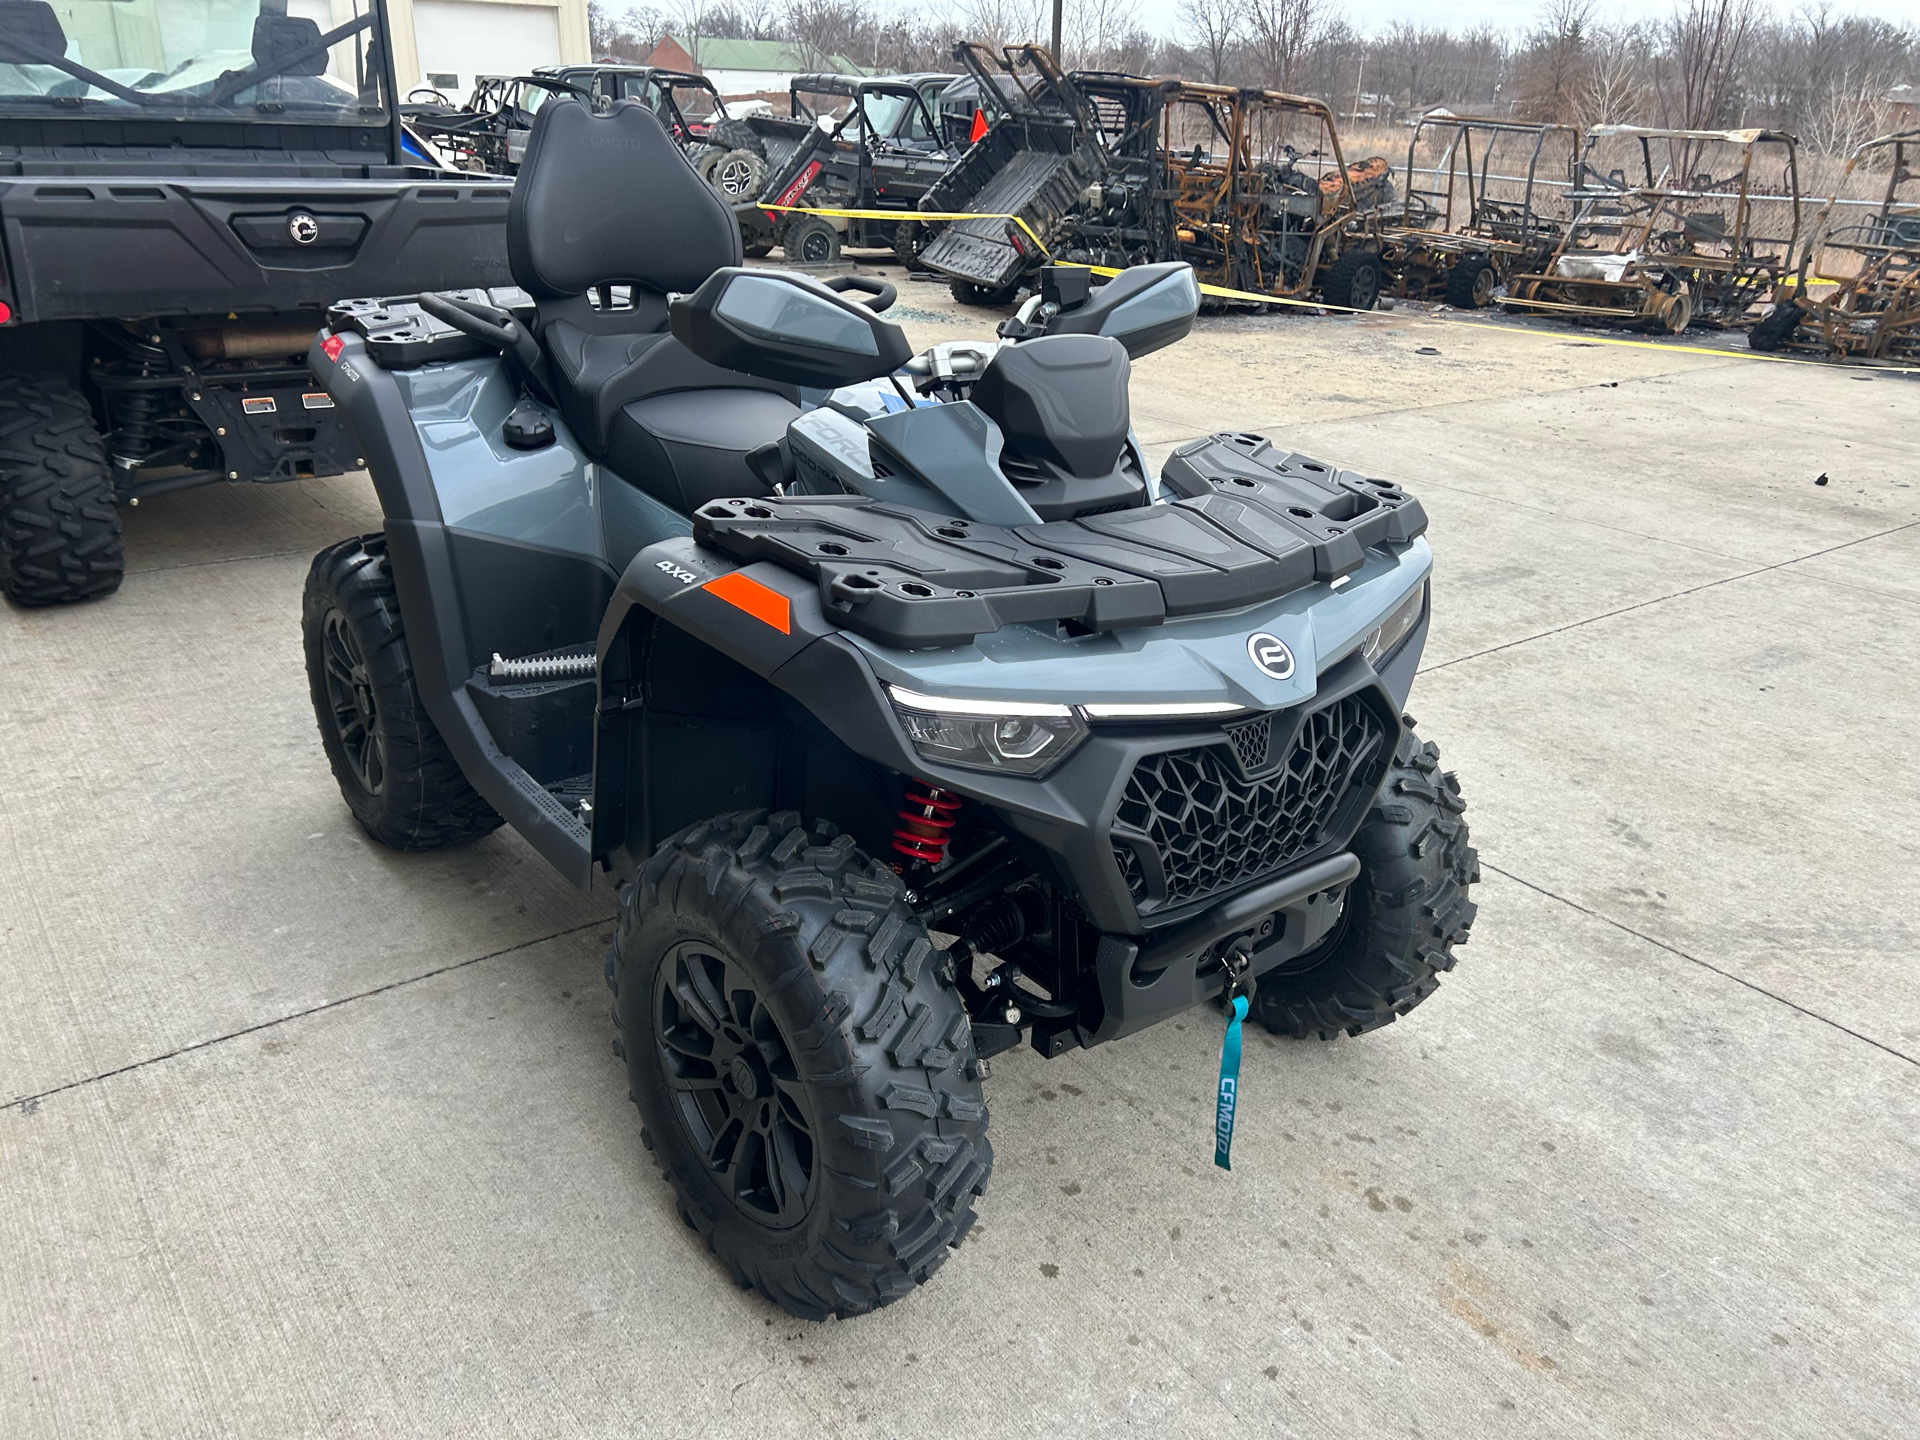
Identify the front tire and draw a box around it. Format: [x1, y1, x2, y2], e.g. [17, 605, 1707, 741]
[301, 535, 501, 850]
[611, 810, 991, 1320]
[1252, 722, 1478, 1040]
[781, 214, 841, 265]
[0, 376, 123, 606]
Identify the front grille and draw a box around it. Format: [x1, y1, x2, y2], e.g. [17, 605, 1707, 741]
[1112, 697, 1386, 910]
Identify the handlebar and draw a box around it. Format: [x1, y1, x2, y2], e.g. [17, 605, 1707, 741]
[822, 273, 898, 313]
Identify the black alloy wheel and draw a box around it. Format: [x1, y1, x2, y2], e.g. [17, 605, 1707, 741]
[320, 604, 385, 796]
[655, 939, 817, 1227]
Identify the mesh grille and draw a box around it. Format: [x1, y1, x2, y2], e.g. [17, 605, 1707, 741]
[1224, 713, 1273, 772]
[1112, 697, 1385, 910]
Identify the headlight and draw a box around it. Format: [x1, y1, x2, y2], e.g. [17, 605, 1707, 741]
[887, 686, 1089, 776]
[1359, 580, 1427, 668]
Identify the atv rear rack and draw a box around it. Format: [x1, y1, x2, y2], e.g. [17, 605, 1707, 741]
[692, 433, 1426, 649]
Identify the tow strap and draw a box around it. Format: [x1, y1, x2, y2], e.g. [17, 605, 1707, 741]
[1215, 993, 1249, 1171]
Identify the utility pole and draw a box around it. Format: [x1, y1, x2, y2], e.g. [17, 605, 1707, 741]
[1051, 0, 1063, 65]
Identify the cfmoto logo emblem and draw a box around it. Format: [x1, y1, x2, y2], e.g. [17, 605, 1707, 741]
[287, 211, 320, 245]
[1246, 632, 1294, 680]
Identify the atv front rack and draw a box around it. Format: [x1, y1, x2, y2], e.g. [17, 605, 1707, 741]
[693, 433, 1426, 649]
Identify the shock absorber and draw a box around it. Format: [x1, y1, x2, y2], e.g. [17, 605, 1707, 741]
[108, 386, 161, 474]
[892, 782, 960, 867]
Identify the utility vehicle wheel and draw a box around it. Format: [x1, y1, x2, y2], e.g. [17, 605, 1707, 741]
[1644, 288, 1692, 334]
[610, 810, 991, 1320]
[0, 377, 123, 607]
[892, 220, 930, 271]
[782, 215, 841, 265]
[710, 148, 768, 201]
[1445, 258, 1497, 309]
[692, 147, 726, 185]
[301, 535, 502, 851]
[1321, 248, 1383, 311]
[1748, 299, 1802, 352]
[1252, 722, 1478, 1040]
[948, 278, 1020, 307]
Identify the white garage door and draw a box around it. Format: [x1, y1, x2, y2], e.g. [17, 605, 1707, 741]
[412, 0, 560, 97]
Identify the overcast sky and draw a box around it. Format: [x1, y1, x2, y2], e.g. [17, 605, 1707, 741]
[1122, 0, 1919, 37]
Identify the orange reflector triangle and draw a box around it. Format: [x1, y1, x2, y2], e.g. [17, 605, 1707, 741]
[703, 571, 791, 634]
[970, 107, 988, 144]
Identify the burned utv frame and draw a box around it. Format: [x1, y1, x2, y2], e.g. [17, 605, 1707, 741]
[1376, 115, 1580, 310]
[1501, 125, 1802, 333]
[1752, 129, 1919, 364]
[1064, 77, 1395, 310]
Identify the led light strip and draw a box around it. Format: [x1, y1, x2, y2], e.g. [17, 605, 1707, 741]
[1081, 700, 1252, 719]
[889, 686, 1251, 722]
[887, 686, 1073, 719]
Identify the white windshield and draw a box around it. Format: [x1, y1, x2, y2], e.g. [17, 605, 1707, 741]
[0, 0, 387, 122]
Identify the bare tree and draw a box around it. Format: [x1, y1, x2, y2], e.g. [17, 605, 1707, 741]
[589, 2, 667, 60]
[1181, 0, 1237, 82]
[961, 0, 1048, 50]
[1243, 0, 1316, 92]
[1654, 0, 1758, 132]
[1516, 0, 1595, 123]
[1582, 22, 1648, 125]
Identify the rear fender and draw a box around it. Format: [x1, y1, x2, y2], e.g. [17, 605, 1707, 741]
[310, 329, 594, 886]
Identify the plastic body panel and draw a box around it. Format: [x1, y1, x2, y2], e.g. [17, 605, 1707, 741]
[688, 433, 1425, 650]
[0, 175, 510, 325]
[599, 531, 1426, 939]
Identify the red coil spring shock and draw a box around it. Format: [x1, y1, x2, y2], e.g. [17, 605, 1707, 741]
[892, 782, 960, 866]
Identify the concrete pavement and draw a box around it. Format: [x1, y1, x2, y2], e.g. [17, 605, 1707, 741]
[3, 279, 1915, 1437]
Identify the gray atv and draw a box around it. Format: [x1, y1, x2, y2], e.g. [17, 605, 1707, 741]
[301, 96, 1478, 1321]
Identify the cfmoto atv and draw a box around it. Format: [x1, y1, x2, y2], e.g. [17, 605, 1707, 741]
[301, 97, 1478, 1321]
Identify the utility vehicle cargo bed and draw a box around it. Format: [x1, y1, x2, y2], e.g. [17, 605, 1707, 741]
[918, 130, 1100, 287]
[693, 433, 1425, 649]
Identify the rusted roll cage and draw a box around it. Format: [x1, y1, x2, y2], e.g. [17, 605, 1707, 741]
[1501, 125, 1802, 332]
[1376, 115, 1581, 308]
[1753, 129, 1919, 363]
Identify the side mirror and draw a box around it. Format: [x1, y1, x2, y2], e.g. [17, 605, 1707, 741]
[1042, 262, 1199, 359]
[669, 268, 914, 389]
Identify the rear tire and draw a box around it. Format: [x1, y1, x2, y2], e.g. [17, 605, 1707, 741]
[0, 376, 123, 607]
[301, 534, 502, 850]
[1321, 248, 1383, 311]
[1252, 722, 1478, 1040]
[1748, 299, 1802, 352]
[611, 810, 991, 1320]
[948, 278, 1020, 307]
[782, 215, 841, 265]
[1445, 258, 1497, 309]
[892, 219, 930, 271]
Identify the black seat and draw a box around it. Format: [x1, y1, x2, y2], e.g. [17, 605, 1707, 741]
[507, 98, 798, 511]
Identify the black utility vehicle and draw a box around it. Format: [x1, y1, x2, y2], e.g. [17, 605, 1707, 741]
[724, 73, 955, 265]
[303, 99, 1478, 1319]
[0, 0, 510, 606]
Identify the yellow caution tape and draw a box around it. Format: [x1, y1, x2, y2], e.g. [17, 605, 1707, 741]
[764, 205, 1911, 372]
[757, 203, 1054, 257]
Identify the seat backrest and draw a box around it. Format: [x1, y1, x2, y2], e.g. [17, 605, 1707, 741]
[508, 98, 742, 302]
